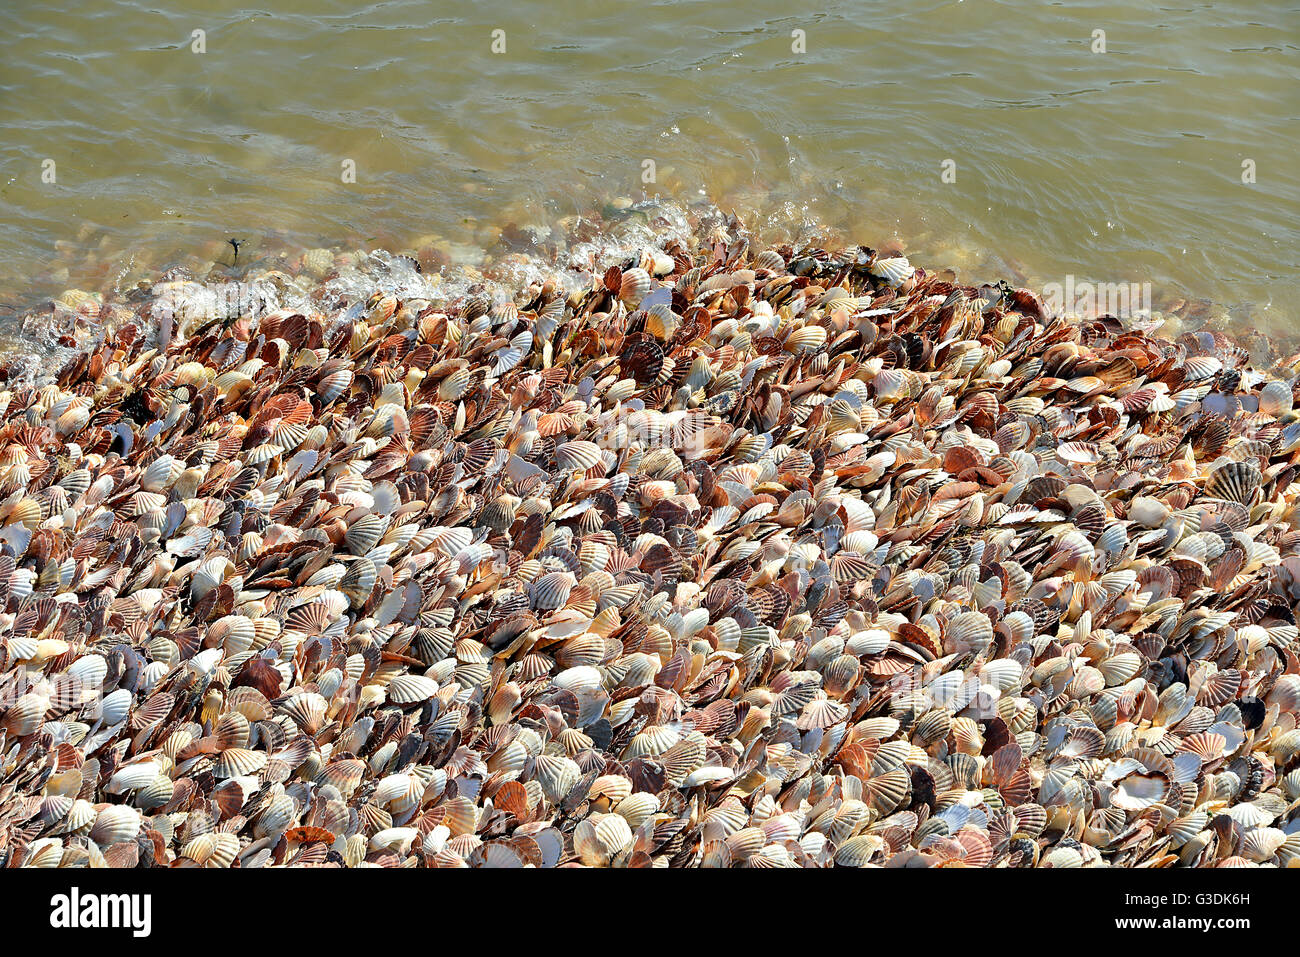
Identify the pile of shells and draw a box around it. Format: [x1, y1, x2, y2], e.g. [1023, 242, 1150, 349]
[1, 213, 1299, 868]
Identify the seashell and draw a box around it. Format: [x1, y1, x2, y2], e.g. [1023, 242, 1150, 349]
[1239, 827, 1286, 863]
[614, 792, 659, 827]
[182, 832, 240, 868]
[1098, 652, 1142, 686]
[823, 654, 861, 697]
[573, 813, 633, 865]
[913, 709, 952, 745]
[58, 468, 93, 497]
[374, 773, 424, 814]
[556, 634, 607, 670]
[99, 689, 132, 725]
[213, 748, 268, 778]
[872, 369, 910, 402]
[3, 693, 47, 736]
[89, 806, 141, 845]
[317, 368, 354, 402]
[345, 514, 388, 555]
[208, 615, 257, 655]
[141, 454, 184, 491]
[618, 268, 652, 307]
[1128, 496, 1170, 528]
[135, 774, 174, 810]
[530, 571, 575, 610]
[785, 325, 827, 354]
[1112, 771, 1169, 811]
[339, 558, 378, 607]
[316, 758, 366, 796]
[282, 692, 329, 734]
[554, 440, 603, 472]
[682, 766, 736, 788]
[0, 203, 1293, 870]
[1257, 380, 1292, 416]
[944, 611, 993, 653]
[834, 834, 883, 867]
[1204, 461, 1260, 504]
[623, 724, 681, 759]
[24, 838, 67, 867]
[7, 497, 42, 531]
[868, 256, 912, 287]
[255, 792, 297, 838]
[385, 674, 439, 705]
[1057, 441, 1101, 465]
[438, 367, 472, 401]
[190, 555, 233, 600]
[533, 754, 581, 804]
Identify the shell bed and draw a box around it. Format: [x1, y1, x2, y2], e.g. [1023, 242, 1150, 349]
[2, 214, 1299, 869]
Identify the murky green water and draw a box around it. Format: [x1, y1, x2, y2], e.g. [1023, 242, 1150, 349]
[1, 0, 1297, 341]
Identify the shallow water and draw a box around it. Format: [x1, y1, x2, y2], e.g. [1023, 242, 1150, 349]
[1, 0, 1297, 340]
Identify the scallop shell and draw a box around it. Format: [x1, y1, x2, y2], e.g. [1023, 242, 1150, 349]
[530, 571, 575, 611]
[136, 774, 175, 810]
[1128, 496, 1170, 528]
[316, 368, 354, 403]
[282, 692, 329, 734]
[2, 693, 47, 735]
[386, 674, 439, 705]
[614, 792, 659, 827]
[554, 440, 603, 472]
[182, 832, 240, 868]
[99, 688, 133, 725]
[618, 267, 652, 307]
[7, 498, 42, 531]
[208, 615, 257, 655]
[532, 754, 581, 804]
[190, 556, 234, 600]
[944, 611, 994, 653]
[141, 454, 184, 491]
[1057, 441, 1101, 465]
[213, 748, 268, 778]
[1257, 380, 1293, 416]
[0, 204, 1294, 871]
[345, 514, 388, 555]
[868, 256, 913, 287]
[1112, 771, 1169, 810]
[89, 805, 141, 845]
[339, 558, 378, 607]
[573, 813, 633, 866]
[1204, 461, 1260, 504]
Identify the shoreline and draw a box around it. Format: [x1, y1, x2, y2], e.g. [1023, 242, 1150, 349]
[1, 206, 1298, 868]
[4, 199, 1295, 386]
